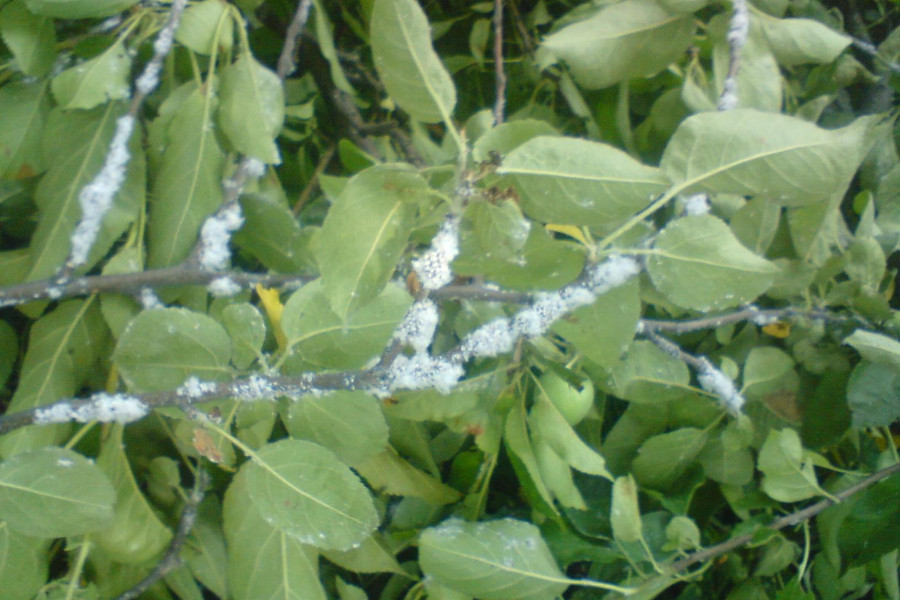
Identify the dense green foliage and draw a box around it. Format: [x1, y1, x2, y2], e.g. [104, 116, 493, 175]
[0, 0, 899, 599]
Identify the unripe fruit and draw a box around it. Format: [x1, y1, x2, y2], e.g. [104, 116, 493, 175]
[538, 371, 594, 426]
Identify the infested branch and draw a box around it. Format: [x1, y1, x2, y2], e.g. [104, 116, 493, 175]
[667, 461, 900, 575]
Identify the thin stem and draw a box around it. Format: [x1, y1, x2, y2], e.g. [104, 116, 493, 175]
[277, 0, 315, 81]
[718, 0, 749, 111]
[492, 0, 506, 126]
[668, 461, 900, 574]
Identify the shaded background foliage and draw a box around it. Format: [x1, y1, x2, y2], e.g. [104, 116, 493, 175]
[0, 0, 899, 599]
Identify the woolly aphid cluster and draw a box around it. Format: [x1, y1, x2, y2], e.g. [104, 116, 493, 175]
[34, 206, 748, 427]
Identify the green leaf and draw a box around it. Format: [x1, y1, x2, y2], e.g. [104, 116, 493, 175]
[221, 303, 265, 370]
[0, 523, 48, 600]
[533, 439, 586, 509]
[0, 1, 56, 77]
[224, 469, 326, 600]
[758, 428, 824, 502]
[148, 86, 225, 268]
[0, 299, 107, 458]
[541, 0, 694, 90]
[755, 12, 851, 67]
[632, 428, 708, 490]
[24, 0, 138, 18]
[503, 399, 558, 516]
[608, 340, 691, 404]
[383, 389, 480, 422]
[699, 436, 755, 486]
[112, 307, 232, 393]
[844, 330, 900, 369]
[663, 515, 701, 552]
[647, 215, 778, 311]
[0, 447, 115, 538]
[453, 224, 585, 290]
[661, 110, 875, 206]
[0, 321, 16, 391]
[244, 439, 378, 551]
[321, 534, 406, 575]
[836, 472, 900, 568]
[611, 475, 643, 544]
[94, 426, 172, 563]
[51, 44, 131, 110]
[471, 119, 558, 162]
[183, 499, 228, 599]
[370, 0, 457, 123]
[529, 381, 611, 479]
[497, 136, 668, 227]
[27, 102, 144, 280]
[232, 194, 312, 274]
[0, 81, 50, 181]
[755, 536, 799, 577]
[843, 238, 886, 290]
[461, 200, 531, 264]
[281, 280, 411, 371]
[313, 165, 424, 317]
[846, 360, 900, 428]
[419, 518, 569, 600]
[354, 447, 462, 505]
[219, 55, 284, 164]
[282, 391, 389, 465]
[742, 347, 797, 402]
[174, 0, 233, 55]
[731, 197, 781, 255]
[312, 0, 355, 94]
[552, 278, 640, 368]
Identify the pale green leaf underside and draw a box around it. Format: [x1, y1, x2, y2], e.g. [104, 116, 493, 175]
[244, 439, 378, 551]
[371, 0, 456, 123]
[542, 0, 694, 89]
[844, 330, 900, 369]
[112, 307, 232, 393]
[281, 280, 411, 371]
[224, 469, 326, 600]
[499, 135, 668, 227]
[758, 429, 823, 502]
[94, 426, 173, 564]
[51, 44, 131, 110]
[148, 87, 225, 268]
[419, 518, 569, 600]
[219, 55, 284, 164]
[648, 215, 778, 311]
[314, 165, 423, 317]
[0, 299, 107, 458]
[282, 390, 389, 465]
[661, 109, 875, 206]
[0, 447, 115, 538]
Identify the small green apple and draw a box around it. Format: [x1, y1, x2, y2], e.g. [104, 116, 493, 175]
[538, 370, 595, 426]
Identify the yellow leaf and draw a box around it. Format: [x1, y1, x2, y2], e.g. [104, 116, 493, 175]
[545, 223, 589, 245]
[256, 284, 287, 350]
[762, 322, 791, 338]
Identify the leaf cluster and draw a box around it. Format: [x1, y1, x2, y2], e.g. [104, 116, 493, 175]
[0, 0, 899, 599]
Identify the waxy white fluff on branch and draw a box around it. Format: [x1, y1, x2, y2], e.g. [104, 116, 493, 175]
[717, 0, 750, 111]
[197, 203, 245, 271]
[67, 115, 135, 268]
[456, 256, 642, 362]
[412, 216, 460, 290]
[67, 0, 189, 271]
[696, 358, 745, 415]
[33, 393, 149, 425]
[395, 299, 440, 353]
